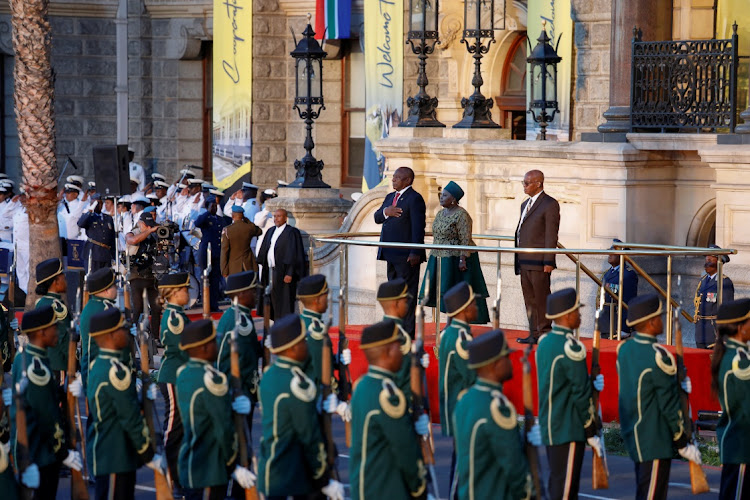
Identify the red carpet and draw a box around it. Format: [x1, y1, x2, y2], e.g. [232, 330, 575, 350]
[327, 325, 718, 423]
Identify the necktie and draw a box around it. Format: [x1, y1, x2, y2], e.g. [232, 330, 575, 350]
[392, 192, 401, 206]
[520, 198, 533, 225]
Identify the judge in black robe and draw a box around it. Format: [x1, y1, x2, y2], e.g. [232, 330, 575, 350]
[256, 208, 308, 319]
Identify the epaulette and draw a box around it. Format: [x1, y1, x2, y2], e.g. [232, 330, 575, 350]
[564, 334, 587, 362]
[108, 358, 132, 392]
[397, 324, 412, 355]
[307, 317, 326, 341]
[52, 422, 64, 453]
[490, 390, 517, 430]
[51, 298, 67, 321]
[167, 310, 185, 334]
[290, 365, 316, 402]
[652, 344, 677, 375]
[27, 357, 51, 387]
[455, 327, 473, 360]
[203, 364, 229, 397]
[237, 311, 254, 336]
[0, 303, 6, 312]
[378, 378, 406, 419]
[732, 347, 750, 380]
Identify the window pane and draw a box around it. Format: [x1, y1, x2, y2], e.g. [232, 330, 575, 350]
[348, 138, 365, 179]
[347, 43, 365, 108]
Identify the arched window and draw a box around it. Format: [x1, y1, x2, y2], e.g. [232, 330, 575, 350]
[495, 34, 527, 140]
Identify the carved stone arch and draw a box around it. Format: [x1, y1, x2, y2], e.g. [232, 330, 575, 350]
[685, 198, 716, 247]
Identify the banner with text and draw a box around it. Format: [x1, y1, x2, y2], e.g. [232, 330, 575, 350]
[213, 0, 253, 189]
[363, 0, 403, 192]
[526, 0, 572, 141]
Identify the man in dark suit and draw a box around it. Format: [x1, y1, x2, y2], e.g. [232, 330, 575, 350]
[374, 167, 426, 336]
[514, 169, 560, 343]
[257, 208, 307, 320]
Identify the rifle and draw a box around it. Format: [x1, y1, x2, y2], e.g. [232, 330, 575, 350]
[82, 252, 93, 307]
[412, 276, 439, 499]
[673, 277, 710, 494]
[320, 326, 339, 481]
[262, 274, 272, 369]
[228, 297, 260, 500]
[591, 287, 609, 489]
[492, 268, 501, 329]
[14, 344, 33, 500]
[123, 252, 132, 317]
[7, 243, 17, 362]
[65, 288, 89, 500]
[337, 284, 352, 447]
[521, 345, 545, 500]
[139, 290, 174, 500]
[203, 246, 212, 319]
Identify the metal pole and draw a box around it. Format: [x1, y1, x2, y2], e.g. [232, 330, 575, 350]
[617, 255, 624, 340]
[575, 254, 581, 298]
[717, 258, 724, 306]
[344, 244, 349, 328]
[115, 0, 128, 144]
[666, 255, 673, 345]
[435, 256, 441, 343]
[308, 238, 315, 276]
[494, 243, 501, 329]
[339, 245, 345, 331]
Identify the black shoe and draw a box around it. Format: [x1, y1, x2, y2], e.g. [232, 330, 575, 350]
[516, 335, 537, 345]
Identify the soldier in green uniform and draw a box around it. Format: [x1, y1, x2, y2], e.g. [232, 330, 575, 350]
[618, 294, 699, 499]
[156, 271, 192, 490]
[0, 302, 12, 373]
[536, 288, 603, 499]
[453, 329, 535, 500]
[176, 319, 255, 500]
[349, 319, 430, 500]
[9, 306, 83, 498]
[79, 267, 118, 392]
[710, 299, 750, 499]
[216, 270, 263, 426]
[33, 258, 70, 376]
[258, 313, 344, 500]
[297, 274, 352, 421]
[86, 307, 163, 499]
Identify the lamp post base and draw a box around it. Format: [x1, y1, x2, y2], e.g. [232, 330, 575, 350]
[288, 156, 330, 188]
[453, 94, 501, 129]
[400, 94, 445, 128]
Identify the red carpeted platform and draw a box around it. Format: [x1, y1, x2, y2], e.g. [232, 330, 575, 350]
[326, 324, 718, 423]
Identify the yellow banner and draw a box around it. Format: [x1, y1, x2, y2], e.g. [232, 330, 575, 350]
[213, 0, 253, 189]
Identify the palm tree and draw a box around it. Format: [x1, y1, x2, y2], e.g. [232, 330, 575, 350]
[10, 0, 61, 307]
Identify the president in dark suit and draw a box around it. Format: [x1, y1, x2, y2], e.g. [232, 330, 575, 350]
[514, 170, 560, 343]
[257, 208, 307, 320]
[374, 167, 426, 336]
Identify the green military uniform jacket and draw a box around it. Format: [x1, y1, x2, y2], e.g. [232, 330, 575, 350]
[216, 304, 262, 400]
[453, 379, 532, 500]
[176, 358, 238, 489]
[617, 332, 687, 462]
[384, 315, 414, 398]
[536, 325, 595, 445]
[349, 366, 427, 500]
[79, 295, 122, 391]
[86, 349, 153, 476]
[302, 309, 338, 390]
[157, 303, 190, 385]
[0, 303, 12, 372]
[10, 344, 67, 468]
[0, 432, 18, 500]
[35, 293, 69, 371]
[716, 337, 750, 464]
[258, 356, 329, 497]
[438, 318, 477, 437]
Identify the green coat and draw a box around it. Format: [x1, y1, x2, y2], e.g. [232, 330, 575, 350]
[216, 304, 262, 400]
[453, 379, 532, 500]
[438, 319, 477, 437]
[79, 295, 116, 391]
[176, 359, 238, 489]
[86, 349, 153, 476]
[716, 337, 750, 464]
[10, 344, 67, 468]
[302, 309, 338, 390]
[536, 325, 595, 445]
[349, 366, 427, 500]
[383, 315, 414, 399]
[35, 293, 70, 371]
[617, 332, 687, 462]
[157, 303, 190, 385]
[0, 436, 18, 500]
[258, 356, 329, 497]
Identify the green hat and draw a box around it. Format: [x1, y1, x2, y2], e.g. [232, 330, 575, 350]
[21, 305, 57, 334]
[158, 272, 190, 289]
[180, 319, 216, 350]
[87, 267, 116, 295]
[716, 298, 750, 325]
[225, 271, 260, 294]
[626, 294, 663, 327]
[545, 288, 584, 320]
[444, 282, 475, 317]
[269, 314, 306, 354]
[35, 258, 63, 286]
[297, 274, 328, 299]
[89, 308, 128, 338]
[360, 320, 400, 350]
[443, 181, 464, 202]
[377, 279, 410, 302]
[467, 329, 512, 369]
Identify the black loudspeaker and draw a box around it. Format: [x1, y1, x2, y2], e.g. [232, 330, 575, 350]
[93, 144, 130, 197]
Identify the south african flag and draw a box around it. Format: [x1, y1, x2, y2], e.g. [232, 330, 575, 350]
[314, 0, 351, 40]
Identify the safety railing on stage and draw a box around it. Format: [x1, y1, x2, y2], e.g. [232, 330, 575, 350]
[308, 232, 736, 346]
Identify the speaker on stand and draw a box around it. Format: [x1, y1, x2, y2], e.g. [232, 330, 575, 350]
[92, 145, 130, 197]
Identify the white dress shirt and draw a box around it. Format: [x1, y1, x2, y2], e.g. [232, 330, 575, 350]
[382, 185, 411, 219]
[268, 223, 287, 268]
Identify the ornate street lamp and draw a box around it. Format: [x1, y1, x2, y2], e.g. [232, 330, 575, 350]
[453, 0, 504, 128]
[527, 21, 562, 141]
[289, 15, 329, 188]
[401, 0, 444, 127]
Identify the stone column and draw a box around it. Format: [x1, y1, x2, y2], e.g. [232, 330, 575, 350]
[597, 0, 672, 135]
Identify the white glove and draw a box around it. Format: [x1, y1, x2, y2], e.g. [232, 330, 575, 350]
[335, 402, 351, 422]
[9, 318, 18, 331]
[1, 442, 9, 455]
[264, 335, 272, 349]
[323, 393, 339, 414]
[681, 376, 692, 394]
[232, 465, 257, 489]
[427, 494, 436, 500]
[527, 424, 542, 447]
[145, 453, 165, 475]
[147, 383, 159, 401]
[587, 435, 604, 458]
[232, 395, 251, 415]
[63, 450, 83, 471]
[68, 374, 83, 398]
[130, 324, 138, 337]
[678, 444, 702, 464]
[414, 413, 430, 436]
[339, 348, 352, 366]
[21, 463, 40, 489]
[421, 353, 430, 369]
[2, 388, 11, 407]
[135, 378, 143, 395]
[593, 374, 604, 392]
[321, 479, 345, 500]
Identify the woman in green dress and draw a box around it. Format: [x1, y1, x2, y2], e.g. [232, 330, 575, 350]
[419, 181, 490, 324]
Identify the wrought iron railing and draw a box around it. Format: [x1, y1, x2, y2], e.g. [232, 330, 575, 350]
[630, 24, 740, 133]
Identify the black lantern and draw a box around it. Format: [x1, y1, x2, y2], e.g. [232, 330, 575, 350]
[289, 15, 329, 188]
[527, 21, 562, 141]
[453, 0, 505, 128]
[400, 0, 444, 128]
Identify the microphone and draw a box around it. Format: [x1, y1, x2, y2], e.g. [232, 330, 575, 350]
[67, 156, 80, 170]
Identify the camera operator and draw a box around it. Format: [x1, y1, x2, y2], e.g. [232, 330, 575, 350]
[125, 210, 163, 356]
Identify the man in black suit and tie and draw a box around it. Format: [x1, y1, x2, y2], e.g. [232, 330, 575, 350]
[257, 208, 307, 319]
[515, 169, 560, 344]
[374, 167, 426, 336]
